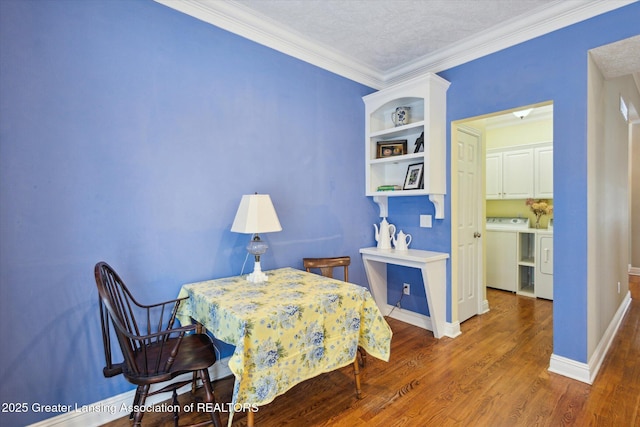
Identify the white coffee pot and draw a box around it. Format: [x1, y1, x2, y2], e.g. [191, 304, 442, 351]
[392, 230, 412, 251]
[374, 217, 396, 250]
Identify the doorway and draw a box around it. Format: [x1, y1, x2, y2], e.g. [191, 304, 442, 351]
[452, 103, 554, 323]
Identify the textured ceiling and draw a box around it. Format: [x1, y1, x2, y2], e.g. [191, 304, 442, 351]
[157, 0, 639, 88]
[590, 35, 640, 79]
[233, 0, 556, 73]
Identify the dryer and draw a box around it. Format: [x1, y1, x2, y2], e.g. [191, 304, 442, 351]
[536, 231, 553, 300]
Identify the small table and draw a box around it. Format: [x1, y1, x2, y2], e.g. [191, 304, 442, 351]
[177, 267, 392, 426]
[360, 247, 450, 338]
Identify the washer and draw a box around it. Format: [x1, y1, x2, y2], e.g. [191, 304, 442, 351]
[485, 217, 529, 292]
[486, 217, 530, 231]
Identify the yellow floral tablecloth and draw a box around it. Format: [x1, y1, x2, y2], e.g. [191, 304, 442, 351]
[177, 267, 392, 424]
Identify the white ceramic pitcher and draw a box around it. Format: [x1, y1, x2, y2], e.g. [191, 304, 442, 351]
[374, 217, 396, 250]
[392, 230, 412, 251]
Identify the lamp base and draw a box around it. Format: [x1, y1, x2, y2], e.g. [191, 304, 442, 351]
[247, 259, 268, 283]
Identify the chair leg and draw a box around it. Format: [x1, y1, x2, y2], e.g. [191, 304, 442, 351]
[199, 369, 222, 427]
[192, 371, 199, 394]
[130, 386, 143, 420]
[132, 384, 150, 427]
[172, 388, 180, 427]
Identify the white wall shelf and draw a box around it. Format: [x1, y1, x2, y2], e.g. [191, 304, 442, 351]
[360, 247, 459, 339]
[363, 73, 450, 219]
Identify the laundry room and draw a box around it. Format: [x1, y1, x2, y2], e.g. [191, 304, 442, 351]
[480, 104, 554, 300]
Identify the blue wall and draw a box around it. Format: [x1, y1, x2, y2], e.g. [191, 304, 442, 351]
[1, 0, 639, 425]
[387, 3, 639, 361]
[0, 1, 380, 424]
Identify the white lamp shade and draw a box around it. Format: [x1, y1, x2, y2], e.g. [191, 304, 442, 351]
[231, 194, 282, 234]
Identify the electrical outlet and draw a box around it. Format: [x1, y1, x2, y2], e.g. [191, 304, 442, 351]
[403, 283, 410, 295]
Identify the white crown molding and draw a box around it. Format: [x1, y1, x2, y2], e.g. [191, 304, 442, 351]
[155, 0, 637, 89]
[154, 0, 387, 89]
[385, 0, 638, 85]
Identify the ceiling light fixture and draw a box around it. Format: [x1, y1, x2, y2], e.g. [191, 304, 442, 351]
[512, 108, 533, 119]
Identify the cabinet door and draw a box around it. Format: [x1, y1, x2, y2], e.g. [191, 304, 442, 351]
[485, 153, 503, 199]
[502, 149, 533, 199]
[486, 231, 517, 292]
[535, 145, 553, 198]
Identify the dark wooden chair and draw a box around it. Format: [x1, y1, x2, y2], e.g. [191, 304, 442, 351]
[302, 256, 367, 369]
[94, 262, 222, 427]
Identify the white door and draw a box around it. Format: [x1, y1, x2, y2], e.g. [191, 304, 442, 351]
[456, 127, 482, 322]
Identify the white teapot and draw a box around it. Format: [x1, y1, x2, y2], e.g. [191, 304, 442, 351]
[374, 217, 396, 250]
[392, 230, 412, 251]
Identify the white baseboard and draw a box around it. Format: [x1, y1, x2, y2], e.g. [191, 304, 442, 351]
[629, 265, 640, 276]
[481, 298, 490, 314]
[548, 353, 591, 383]
[28, 357, 233, 427]
[382, 303, 461, 338]
[549, 291, 632, 384]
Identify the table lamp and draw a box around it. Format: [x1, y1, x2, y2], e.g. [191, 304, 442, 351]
[231, 193, 282, 282]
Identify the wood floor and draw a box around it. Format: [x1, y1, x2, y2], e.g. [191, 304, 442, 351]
[103, 277, 640, 427]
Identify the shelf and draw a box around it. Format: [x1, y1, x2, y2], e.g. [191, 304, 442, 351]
[370, 121, 425, 139]
[368, 97, 425, 134]
[360, 247, 452, 338]
[369, 152, 423, 165]
[369, 189, 427, 197]
[363, 73, 450, 220]
[517, 289, 535, 298]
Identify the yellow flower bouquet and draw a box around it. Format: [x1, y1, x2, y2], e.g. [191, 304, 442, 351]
[526, 198, 553, 228]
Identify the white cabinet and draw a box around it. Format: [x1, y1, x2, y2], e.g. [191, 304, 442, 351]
[485, 153, 503, 199]
[486, 143, 553, 200]
[503, 149, 534, 198]
[534, 144, 553, 198]
[486, 148, 533, 199]
[486, 230, 517, 292]
[363, 73, 450, 218]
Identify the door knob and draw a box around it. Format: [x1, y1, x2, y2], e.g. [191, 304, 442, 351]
[473, 232, 482, 238]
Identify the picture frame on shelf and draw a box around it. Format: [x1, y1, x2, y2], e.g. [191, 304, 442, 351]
[403, 163, 424, 190]
[413, 132, 424, 153]
[377, 140, 407, 158]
